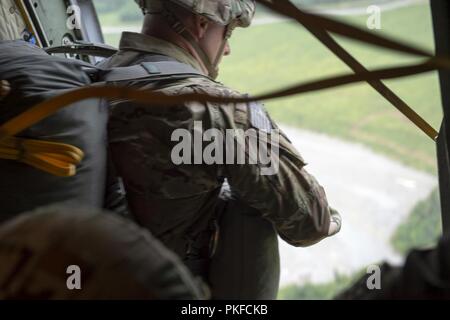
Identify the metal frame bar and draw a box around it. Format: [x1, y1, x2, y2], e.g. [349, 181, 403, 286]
[431, 0, 450, 234]
[14, 0, 44, 47]
[72, 0, 104, 44]
[278, 0, 438, 141]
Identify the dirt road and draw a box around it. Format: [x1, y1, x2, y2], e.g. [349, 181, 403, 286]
[278, 126, 437, 286]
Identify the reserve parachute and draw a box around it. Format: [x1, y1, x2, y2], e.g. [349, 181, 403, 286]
[0, 40, 205, 222]
[0, 40, 108, 222]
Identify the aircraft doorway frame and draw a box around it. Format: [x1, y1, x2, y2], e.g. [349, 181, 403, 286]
[431, 0, 450, 235]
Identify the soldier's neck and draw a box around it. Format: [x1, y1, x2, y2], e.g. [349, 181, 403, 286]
[141, 15, 209, 74]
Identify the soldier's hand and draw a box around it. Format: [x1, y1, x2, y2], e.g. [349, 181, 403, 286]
[327, 208, 342, 237]
[0, 80, 11, 100]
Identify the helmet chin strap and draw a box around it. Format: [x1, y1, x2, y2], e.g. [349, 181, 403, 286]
[162, 7, 236, 80]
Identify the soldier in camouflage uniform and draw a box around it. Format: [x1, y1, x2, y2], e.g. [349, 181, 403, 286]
[101, 0, 342, 298]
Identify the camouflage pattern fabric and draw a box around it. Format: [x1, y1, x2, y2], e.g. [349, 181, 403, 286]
[0, 0, 25, 41]
[135, 0, 256, 27]
[0, 205, 205, 300]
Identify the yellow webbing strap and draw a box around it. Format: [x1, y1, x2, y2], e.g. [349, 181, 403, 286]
[0, 135, 84, 177]
[0, 80, 83, 177]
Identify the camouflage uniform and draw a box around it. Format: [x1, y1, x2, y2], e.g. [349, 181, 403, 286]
[0, 0, 25, 41]
[101, 0, 340, 289]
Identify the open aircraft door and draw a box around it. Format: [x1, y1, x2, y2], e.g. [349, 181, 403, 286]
[14, 0, 105, 62]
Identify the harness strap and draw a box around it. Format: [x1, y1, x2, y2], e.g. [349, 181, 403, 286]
[0, 59, 205, 177]
[101, 61, 206, 83]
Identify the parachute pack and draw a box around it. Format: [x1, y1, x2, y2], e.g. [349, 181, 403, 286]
[0, 40, 108, 220]
[0, 40, 204, 220]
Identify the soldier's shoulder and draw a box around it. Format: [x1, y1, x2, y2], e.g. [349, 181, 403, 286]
[168, 76, 242, 98]
[170, 77, 278, 132]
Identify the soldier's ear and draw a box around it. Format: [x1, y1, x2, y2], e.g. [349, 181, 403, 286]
[193, 15, 210, 40]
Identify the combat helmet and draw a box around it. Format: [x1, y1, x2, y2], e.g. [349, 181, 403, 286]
[135, 0, 256, 79]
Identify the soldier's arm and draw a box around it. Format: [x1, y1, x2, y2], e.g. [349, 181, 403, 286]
[184, 82, 340, 247]
[218, 101, 340, 247]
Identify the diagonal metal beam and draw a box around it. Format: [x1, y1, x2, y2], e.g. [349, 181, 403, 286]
[261, 0, 438, 140]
